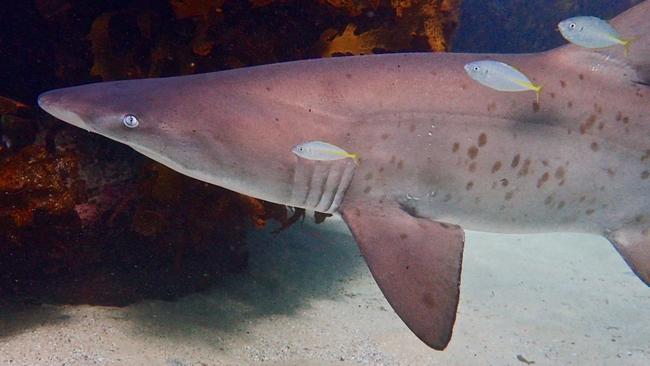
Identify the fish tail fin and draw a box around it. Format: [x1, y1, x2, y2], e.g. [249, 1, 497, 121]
[533, 83, 542, 104]
[519, 81, 542, 103]
[348, 152, 359, 164]
[622, 36, 640, 57]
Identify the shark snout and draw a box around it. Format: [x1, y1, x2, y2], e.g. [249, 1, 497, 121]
[38, 89, 88, 130]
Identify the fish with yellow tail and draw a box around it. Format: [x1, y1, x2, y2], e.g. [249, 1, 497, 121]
[292, 140, 358, 164]
[464, 60, 543, 103]
[558, 16, 637, 56]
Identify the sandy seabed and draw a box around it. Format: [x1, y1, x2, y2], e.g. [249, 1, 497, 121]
[0, 216, 648, 366]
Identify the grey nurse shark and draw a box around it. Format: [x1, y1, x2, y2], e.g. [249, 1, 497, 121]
[38, 1, 650, 350]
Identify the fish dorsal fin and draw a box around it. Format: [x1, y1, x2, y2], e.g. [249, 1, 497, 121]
[340, 201, 465, 350]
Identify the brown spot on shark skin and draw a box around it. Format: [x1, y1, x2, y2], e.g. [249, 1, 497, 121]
[378, 166, 384, 173]
[469, 162, 477, 172]
[542, 160, 549, 167]
[560, 80, 567, 88]
[452, 142, 460, 153]
[500, 178, 509, 187]
[511, 154, 520, 168]
[364, 186, 372, 194]
[381, 133, 390, 140]
[468, 146, 479, 160]
[594, 103, 603, 114]
[550, 92, 556, 98]
[544, 196, 553, 205]
[586, 208, 595, 215]
[409, 124, 416, 132]
[390, 155, 396, 164]
[345, 73, 352, 79]
[478, 133, 487, 147]
[590, 142, 599, 152]
[642, 170, 650, 180]
[623, 116, 629, 124]
[532, 101, 540, 112]
[505, 191, 514, 201]
[397, 160, 404, 170]
[537, 172, 550, 188]
[579, 195, 586, 203]
[635, 214, 644, 223]
[616, 111, 623, 121]
[491, 161, 502, 173]
[557, 201, 565, 209]
[443, 193, 452, 202]
[466, 181, 474, 190]
[607, 168, 616, 177]
[487, 102, 497, 112]
[598, 122, 605, 130]
[580, 115, 597, 134]
[555, 166, 566, 180]
[518, 159, 531, 177]
[579, 73, 584, 80]
[421, 292, 436, 309]
[567, 101, 573, 108]
[365, 172, 374, 180]
[399, 233, 408, 240]
[641, 150, 650, 162]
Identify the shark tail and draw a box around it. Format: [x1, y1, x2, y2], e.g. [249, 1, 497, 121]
[610, 0, 650, 82]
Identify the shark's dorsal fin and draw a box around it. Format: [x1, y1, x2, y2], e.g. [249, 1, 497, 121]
[608, 0, 650, 83]
[549, 1, 650, 85]
[340, 201, 464, 350]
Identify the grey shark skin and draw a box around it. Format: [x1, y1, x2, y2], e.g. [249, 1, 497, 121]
[39, 2, 650, 350]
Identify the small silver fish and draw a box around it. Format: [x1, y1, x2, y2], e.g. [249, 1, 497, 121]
[464, 60, 542, 103]
[292, 140, 358, 163]
[558, 16, 636, 56]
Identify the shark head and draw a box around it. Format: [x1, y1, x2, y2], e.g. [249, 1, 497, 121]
[38, 76, 299, 205]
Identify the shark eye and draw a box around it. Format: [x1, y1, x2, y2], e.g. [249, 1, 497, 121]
[122, 114, 139, 128]
[473, 65, 480, 72]
[569, 22, 576, 29]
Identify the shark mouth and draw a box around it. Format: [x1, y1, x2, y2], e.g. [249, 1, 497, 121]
[290, 158, 356, 213]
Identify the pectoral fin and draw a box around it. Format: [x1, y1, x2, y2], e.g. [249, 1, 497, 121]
[607, 225, 650, 286]
[340, 201, 465, 350]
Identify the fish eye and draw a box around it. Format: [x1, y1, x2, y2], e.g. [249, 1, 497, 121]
[122, 114, 139, 128]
